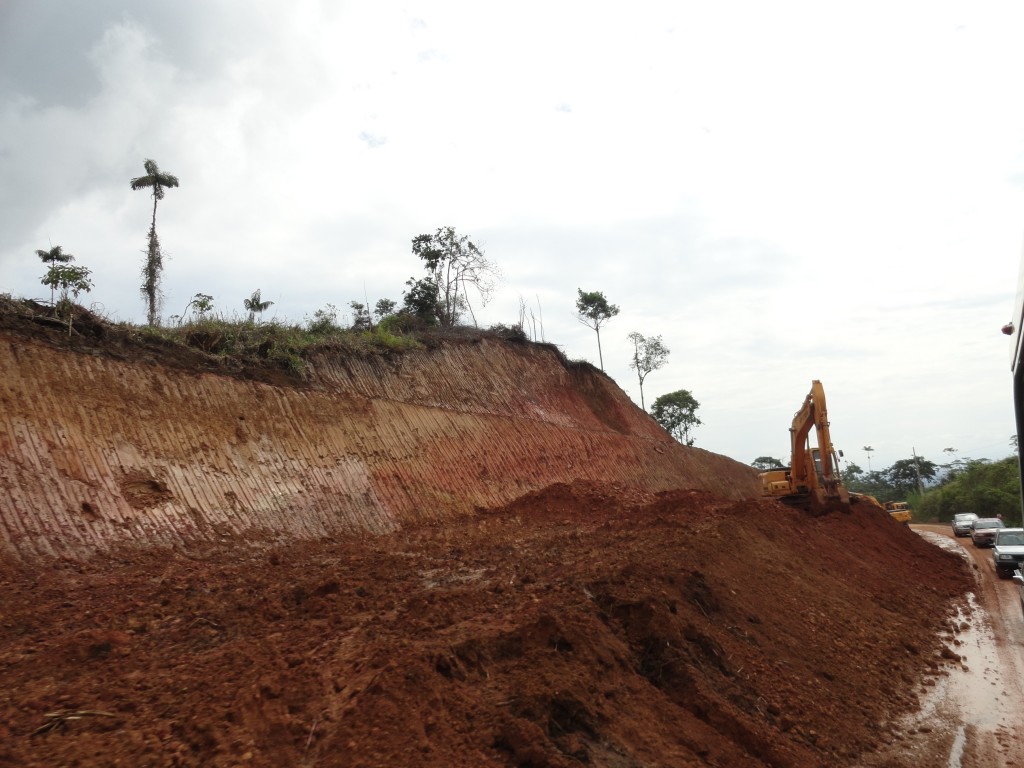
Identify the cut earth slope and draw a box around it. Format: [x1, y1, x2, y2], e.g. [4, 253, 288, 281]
[0, 301, 756, 559]
[0, 301, 973, 767]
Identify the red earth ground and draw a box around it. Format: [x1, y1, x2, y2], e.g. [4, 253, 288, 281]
[0, 300, 981, 766]
[0, 485, 972, 768]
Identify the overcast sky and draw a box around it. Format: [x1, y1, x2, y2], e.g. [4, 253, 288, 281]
[2, 1, 1023, 473]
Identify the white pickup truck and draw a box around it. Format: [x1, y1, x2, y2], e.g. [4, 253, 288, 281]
[992, 528, 1024, 578]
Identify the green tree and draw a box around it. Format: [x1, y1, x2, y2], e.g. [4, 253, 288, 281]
[374, 298, 397, 320]
[574, 289, 619, 371]
[752, 456, 785, 471]
[402, 276, 441, 326]
[941, 446, 972, 481]
[651, 389, 702, 446]
[35, 245, 74, 303]
[627, 332, 669, 410]
[410, 227, 497, 327]
[844, 468, 898, 503]
[130, 158, 179, 326]
[41, 263, 93, 335]
[885, 456, 938, 494]
[350, 301, 372, 331]
[243, 289, 274, 323]
[842, 461, 865, 483]
[181, 293, 214, 323]
[307, 304, 339, 334]
[917, 457, 1021, 525]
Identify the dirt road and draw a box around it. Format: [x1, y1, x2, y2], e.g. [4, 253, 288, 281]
[862, 525, 1024, 768]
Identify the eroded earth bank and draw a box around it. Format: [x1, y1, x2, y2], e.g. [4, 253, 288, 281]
[0, 302, 974, 767]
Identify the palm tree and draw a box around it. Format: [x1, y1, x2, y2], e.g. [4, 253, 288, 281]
[244, 289, 274, 323]
[130, 159, 179, 325]
[35, 245, 74, 304]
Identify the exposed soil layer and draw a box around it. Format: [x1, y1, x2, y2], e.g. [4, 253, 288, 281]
[0, 300, 976, 766]
[0, 299, 757, 560]
[0, 485, 971, 767]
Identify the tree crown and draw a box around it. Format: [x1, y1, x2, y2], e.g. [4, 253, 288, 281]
[752, 456, 785, 471]
[574, 290, 619, 330]
[130, 158, 180, 200]
[627, 332, 669, 378]
[36, 246, 74, 265]
[244, 289, 274, 322]
[410, 227, 498, 328]
[651, 389, 702, 446]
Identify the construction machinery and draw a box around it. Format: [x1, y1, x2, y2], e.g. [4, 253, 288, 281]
[850, 492, 886, 513]
[883, 501, 912, 523]
[760, 380, 851, 513]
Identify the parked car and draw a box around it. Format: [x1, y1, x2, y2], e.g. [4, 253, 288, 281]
[993, 528, 1024, 578]
[971, 518, 1005, 548]
[951, 513, 979, 537]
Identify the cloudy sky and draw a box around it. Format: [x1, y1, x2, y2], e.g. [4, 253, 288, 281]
[2, 1, 1023, 473]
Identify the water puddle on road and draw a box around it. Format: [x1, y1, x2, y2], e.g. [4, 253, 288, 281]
[896, 530, 1018, 768]
[915, 533, 1005, 723]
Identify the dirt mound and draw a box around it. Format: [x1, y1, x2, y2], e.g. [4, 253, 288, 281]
[0, 483, 970, 767]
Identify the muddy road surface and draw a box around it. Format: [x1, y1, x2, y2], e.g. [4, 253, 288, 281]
[862, 525, 1024, 768]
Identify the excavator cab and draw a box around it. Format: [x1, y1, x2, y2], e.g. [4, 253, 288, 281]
[812, 446, 845, 488]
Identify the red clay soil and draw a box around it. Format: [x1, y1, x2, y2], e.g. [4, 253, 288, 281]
[0, 485, 971, 768]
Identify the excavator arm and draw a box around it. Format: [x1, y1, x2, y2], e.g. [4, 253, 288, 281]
[761, 380, 850, 512]
[787, 385, 817, 493]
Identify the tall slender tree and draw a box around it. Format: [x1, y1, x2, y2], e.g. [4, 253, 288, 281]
[575, 289, 619, 371]
[130, 159, 179, 325]
[862, 445, 875, 473]
[627, 331, 669, 410]
[35, 245, 74, 303]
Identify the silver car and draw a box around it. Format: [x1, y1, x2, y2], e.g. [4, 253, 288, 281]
[971, 518, 1005, 548]
[952, 512, 979, 537]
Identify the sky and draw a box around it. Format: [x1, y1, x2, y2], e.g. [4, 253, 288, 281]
[2, 0, 1023, 473]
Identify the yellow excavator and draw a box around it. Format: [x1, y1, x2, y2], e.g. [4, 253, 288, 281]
[883, 501, 912, 524]
[760, 380, 851, 513]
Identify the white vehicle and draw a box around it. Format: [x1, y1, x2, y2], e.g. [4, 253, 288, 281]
[951, 512, 979, 537]
[993, 528, 1024, 578]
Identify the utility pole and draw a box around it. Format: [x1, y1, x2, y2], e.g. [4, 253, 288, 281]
[911, 446, 924, 495]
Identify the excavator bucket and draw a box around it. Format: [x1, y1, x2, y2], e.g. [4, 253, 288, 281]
[776, 489, 851, 516]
